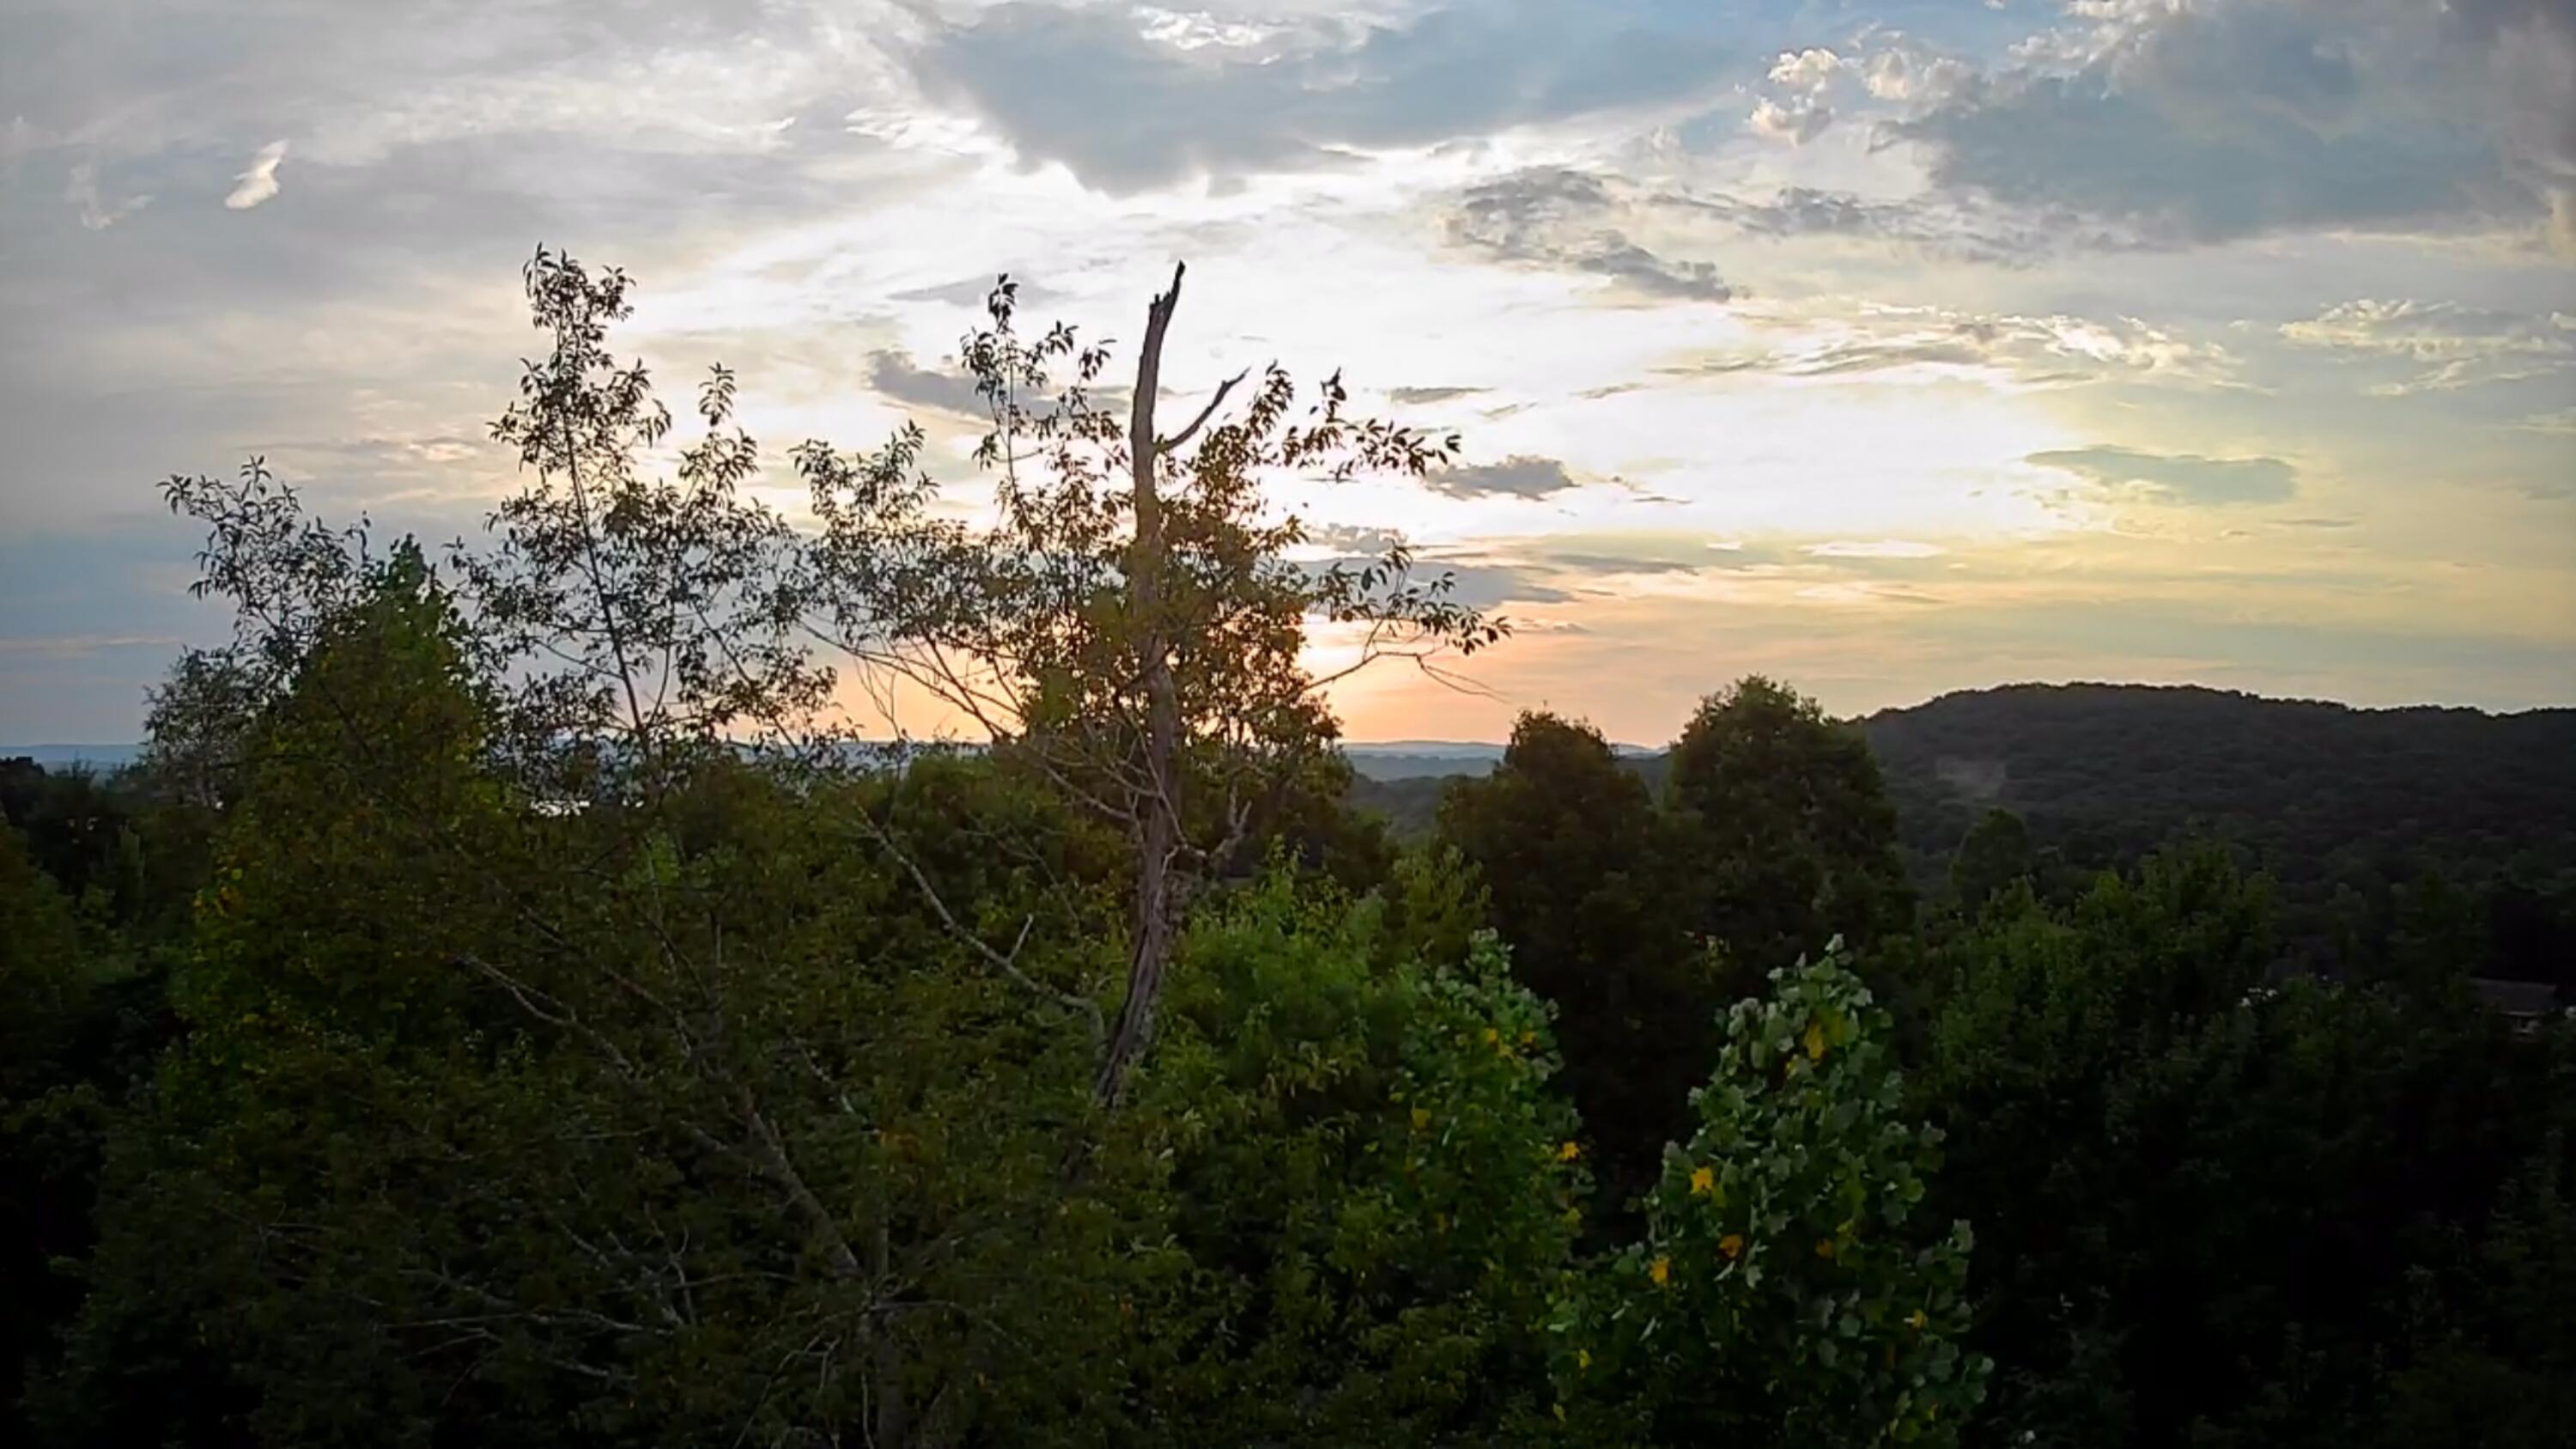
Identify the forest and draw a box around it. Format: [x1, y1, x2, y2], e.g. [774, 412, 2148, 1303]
[3, 253, 2570, 1448]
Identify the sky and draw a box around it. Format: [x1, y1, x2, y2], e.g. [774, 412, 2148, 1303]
[3, 0, 2572, 746]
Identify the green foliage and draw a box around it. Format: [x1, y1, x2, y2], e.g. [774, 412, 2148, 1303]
[1861, 682, 2576, 975]
[1663, 678, 1913, 974]
[35, 240, 2575, 1449]
[1126, 871, 1586, 1441]
[1947, 808, 2034, 919]
[46, 556, 1158, 1447]
[1435, 712, 1716, 1208]
[1550, 952, 1989, 1446]
[1917, 847, 2575, 1446]
[0, 826, 101, 1432]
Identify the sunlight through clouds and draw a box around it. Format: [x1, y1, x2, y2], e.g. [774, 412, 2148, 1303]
[0, 0, 2568, 740]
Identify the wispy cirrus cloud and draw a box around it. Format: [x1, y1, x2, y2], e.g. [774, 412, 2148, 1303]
[65, 160, 149, 228]
[1446, 167, 1735, 301]
[1667, 303, 2245, 391]
[2026, 446, 2299, 507]
[2279, 300, 2576, 393]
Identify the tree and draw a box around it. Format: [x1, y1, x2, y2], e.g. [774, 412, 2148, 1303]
[64, 247, 1522, 1446]
[1664, 678, 1912, 978]
[1947, 808, 2033, 920]
[793, 265, 1504, 1102]
[1121, 871, 1588, 1442]
[1436, 712, 1715, 1208]
[0, 825, 105, 1439]
[1914, 847, 2575, 1447]
[52, 551, 1167, 1447]
[1548, 952, 1990, 1446]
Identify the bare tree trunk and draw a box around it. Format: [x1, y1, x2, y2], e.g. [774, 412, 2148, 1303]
[1095, 261, 1188, 1106]
[870, 1223, 908, 1447]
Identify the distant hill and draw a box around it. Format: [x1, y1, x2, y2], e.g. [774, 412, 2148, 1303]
[1342, 740, 1652, 781]
[0, 745, 143, 771]
[1852, 682, 2576, 895]
[1346, 684, 2576, 925]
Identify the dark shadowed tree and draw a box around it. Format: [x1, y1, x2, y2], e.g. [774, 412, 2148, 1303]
[1663, 677, 1911, 979]
[1948, 807, 2035, 920]
[1436, 712, 1716, 1209]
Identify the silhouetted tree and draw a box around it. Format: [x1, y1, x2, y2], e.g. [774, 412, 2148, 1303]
[1437, 712, 1714, 1209]
[1664, 678, 1911, 977]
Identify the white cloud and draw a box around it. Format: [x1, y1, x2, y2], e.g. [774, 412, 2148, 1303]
[1806, 539, 1947, 558]
[1675, 302, 2246, 391]
[1747, 96, 1833, 145]
[224, 140, 288, 210]
[1768, 47, 1844, 92]
[1749, 44, 1844, 144]
[2280, 300, 2576, 393]
[1861, 45, 1971, 102]
[65, 161, 150, 229]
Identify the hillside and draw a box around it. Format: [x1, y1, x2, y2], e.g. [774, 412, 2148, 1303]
[1855, 684, 2576, 893]
[1347, 684, 2576, 931]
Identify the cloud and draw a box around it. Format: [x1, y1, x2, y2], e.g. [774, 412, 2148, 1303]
[888, 274, 1064, 309]
[1669, 303, 2244, 389]
[2026, 446, 2298, 506]
[1768, 47, 1845, 92]
[866, 349, 991, 418]
[1748, 46, 1843, 144]
[1301, 552, 1570, 608]
[909, 1, 1735, 193]
[0, 633, 186, 661]
[2279, 300, 2576, 393]
[1747, 97, 1834, 145]
[1449, 163, 2133, 272]
[1884, 0, 2576, 246]
[1860, 42, 1972, 104]
[1445, 167, 1734, 300]
[65, 161, 149, 229]
[1806, 539, 1945, 559]
[1426, 454, 1581, 501]
[1387, 386, 1488, 405]
[224, 139, 288, 210]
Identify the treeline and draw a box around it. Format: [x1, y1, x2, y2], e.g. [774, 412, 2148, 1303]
[1351, 685, 2576, 988]
[3, 253, 2569, 1446]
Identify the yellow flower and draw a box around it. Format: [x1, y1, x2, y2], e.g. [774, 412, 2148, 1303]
[1802, 1020, 1827, 1062]
[1815, 1238, 1836, 1260]
[1411, 1106, 1431, 1133]
[1577, 1349, 1592, 1371]
[1483, 1026, 1500, 1045]
[1719, 1233, 1745, 1260]
[1907, 1308, 1929, 1330]
[1649, 1255, 1671, 1287]
[1558, 1140, 1582, 1162]
[1519, 1029, 1537, 1047]
[1689, 1165, 1715, 1196]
